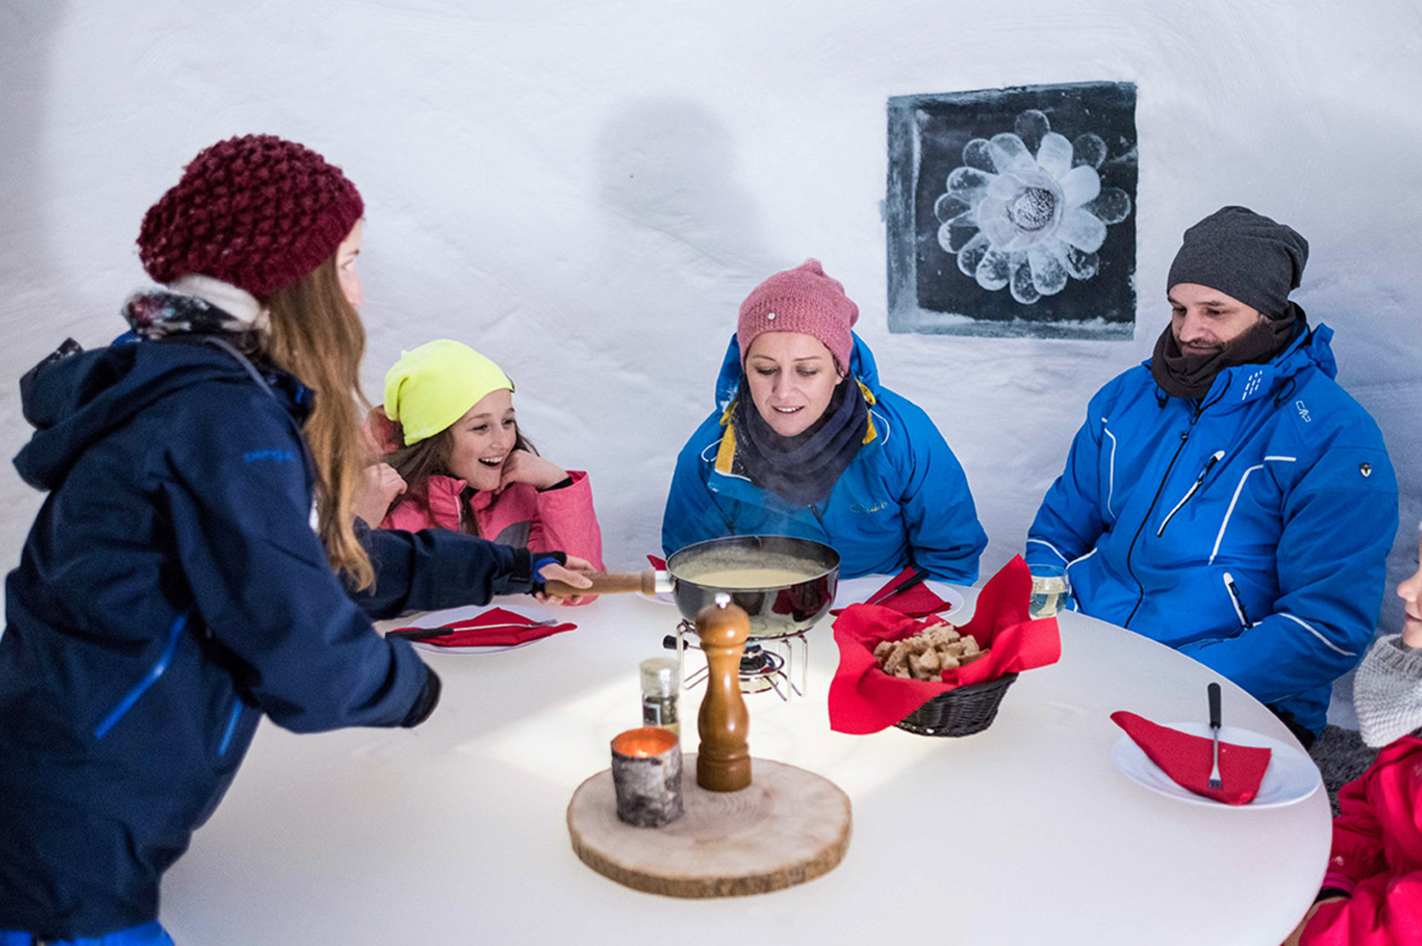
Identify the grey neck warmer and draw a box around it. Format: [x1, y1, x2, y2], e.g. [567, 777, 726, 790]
[1353, 634, 1422, 747]
[1167, 206, 1309, 319]
[731, 374, 867, 507]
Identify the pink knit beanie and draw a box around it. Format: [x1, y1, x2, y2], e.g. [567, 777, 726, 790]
[137, 134, 364, 298]
[737, 259, 859, 371]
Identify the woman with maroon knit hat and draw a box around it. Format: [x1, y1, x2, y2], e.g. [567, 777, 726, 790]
[0, 135, 591, 945]
[662, 258, 987, 582]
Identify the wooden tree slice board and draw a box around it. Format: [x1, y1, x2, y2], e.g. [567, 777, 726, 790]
[567, 754, 851, 898]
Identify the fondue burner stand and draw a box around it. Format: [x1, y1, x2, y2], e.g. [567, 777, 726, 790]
[668, 620, 809, 701]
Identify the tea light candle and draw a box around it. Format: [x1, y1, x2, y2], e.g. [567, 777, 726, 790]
[610, 727, 684, 828]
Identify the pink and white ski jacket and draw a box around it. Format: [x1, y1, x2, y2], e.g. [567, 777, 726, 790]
[369, 410, 604, 570]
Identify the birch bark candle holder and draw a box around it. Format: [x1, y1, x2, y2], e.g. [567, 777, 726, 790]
[610, 727, 684, 828]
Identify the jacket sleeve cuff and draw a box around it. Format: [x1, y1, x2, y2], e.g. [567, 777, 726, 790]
[505, 546, 536, 593]
[401, 666, 442, 728]
[1320, 873, 1357, 897]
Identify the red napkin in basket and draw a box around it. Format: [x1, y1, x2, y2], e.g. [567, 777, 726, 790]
[1110, 711, 1272, 805]
[828, 556, 1061, 734]
[829, 566, 952, 618]
[388, 607, 576, 648]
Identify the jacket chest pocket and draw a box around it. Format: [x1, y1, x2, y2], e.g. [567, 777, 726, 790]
[1204, 457, 1293, 565]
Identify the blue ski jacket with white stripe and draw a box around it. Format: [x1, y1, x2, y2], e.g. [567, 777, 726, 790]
[1027, 323, 1397, 735]
[662, 334, 987, 583]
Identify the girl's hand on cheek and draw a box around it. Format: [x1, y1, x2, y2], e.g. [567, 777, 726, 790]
[499, 450, 568, 492]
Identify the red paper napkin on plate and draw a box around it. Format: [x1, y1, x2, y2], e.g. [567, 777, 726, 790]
[389, 607, 576, 648]
[1111, 710, 1272, 805]
[828, 556, 1061, 734]
[830, 566, 952, 618]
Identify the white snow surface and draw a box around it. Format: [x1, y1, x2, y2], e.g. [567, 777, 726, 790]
[2, 1, 1420, 712]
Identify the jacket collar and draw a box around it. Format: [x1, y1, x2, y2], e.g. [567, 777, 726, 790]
[714, 379, 879, 477]
[1148, 322, 1336, 413]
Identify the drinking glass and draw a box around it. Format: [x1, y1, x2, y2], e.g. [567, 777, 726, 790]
[1029, 564, 1074, 619]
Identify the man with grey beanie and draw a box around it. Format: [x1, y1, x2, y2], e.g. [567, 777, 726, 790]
[1027, 206, 1398, 747]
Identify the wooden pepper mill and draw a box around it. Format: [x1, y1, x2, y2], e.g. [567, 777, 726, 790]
[695, 594, 752, 792]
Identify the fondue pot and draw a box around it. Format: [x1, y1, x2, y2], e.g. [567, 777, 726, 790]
[543, 535, 840, 639]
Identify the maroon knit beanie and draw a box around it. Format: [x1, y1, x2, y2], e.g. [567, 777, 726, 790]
[737, 259, 859, 371]
[137, 134, 364, 298]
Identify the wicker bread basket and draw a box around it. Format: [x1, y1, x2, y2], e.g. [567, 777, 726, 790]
[894, 673, 1019, 737]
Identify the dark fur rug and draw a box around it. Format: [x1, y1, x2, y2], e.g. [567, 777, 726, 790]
[1309, 725, 1379, 815]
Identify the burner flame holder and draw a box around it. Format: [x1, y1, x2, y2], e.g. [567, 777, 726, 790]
[668, 619, 809, 701]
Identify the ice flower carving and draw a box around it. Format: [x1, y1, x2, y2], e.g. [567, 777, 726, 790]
[934, 109, 1131, 305]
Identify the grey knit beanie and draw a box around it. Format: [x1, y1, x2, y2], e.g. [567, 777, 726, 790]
[1166, 206, 1309, 319]
[1353, 634, 1422, 748]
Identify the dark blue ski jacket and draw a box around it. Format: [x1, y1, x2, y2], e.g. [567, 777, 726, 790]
[1027, 324, 1398, 734]
[0, 334, 537, 937]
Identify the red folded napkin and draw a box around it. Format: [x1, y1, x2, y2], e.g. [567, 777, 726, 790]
[828, 556, 1061, 734]
[830, 566, 952, 618]
[647, 554, 667, 570]
[1111, 711, 1272, 805]
[389, 607, 576, 648]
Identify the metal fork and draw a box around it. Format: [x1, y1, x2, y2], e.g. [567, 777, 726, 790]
[1207, 682, 1223, 790]
[387, 618, 559, 640]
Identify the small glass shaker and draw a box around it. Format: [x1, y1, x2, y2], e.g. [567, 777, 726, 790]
[640, 657, 680, 738]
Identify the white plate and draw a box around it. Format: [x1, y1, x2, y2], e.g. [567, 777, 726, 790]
[408, 637, 545, 657]
[861, 583, 966, 616]
[1111, 722, 1321, 809]
[926, 585, 967, 616]
[389, 606, 563, 657]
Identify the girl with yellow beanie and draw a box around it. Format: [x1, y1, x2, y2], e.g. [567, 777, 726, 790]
[359, 340, 605, 581]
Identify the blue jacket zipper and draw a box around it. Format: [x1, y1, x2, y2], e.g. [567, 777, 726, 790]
[1224, 572, 1253, 630]
[94, 610, 190, 739]
[217, 698, 246, 756]
[1123, 381, 1231, 627]
[1156, 450, 1225, 537]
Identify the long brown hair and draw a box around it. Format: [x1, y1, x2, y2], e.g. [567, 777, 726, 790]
[262, 256, 375, 589]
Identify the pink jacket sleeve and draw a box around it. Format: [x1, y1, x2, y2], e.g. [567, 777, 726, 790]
[1323, 770, 1391, 896]
[528, 471, 604, 570]
[1302, 745, 1422, 945]
[1302, 874, 1422, 944]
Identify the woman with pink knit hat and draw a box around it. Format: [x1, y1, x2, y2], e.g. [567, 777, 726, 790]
[0, 135, 591, 945]
[662, 259, 987, 582]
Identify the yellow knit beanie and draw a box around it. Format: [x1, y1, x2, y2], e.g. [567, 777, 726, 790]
[383, 340, 514, 446]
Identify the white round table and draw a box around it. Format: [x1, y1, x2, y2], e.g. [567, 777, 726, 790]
[161, 575, 1329, 944]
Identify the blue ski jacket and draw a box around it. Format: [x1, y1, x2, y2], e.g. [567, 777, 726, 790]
[1027, 324, 1398, 734]
[0, 334, 539, 938]
[662, 334, 987, 582]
